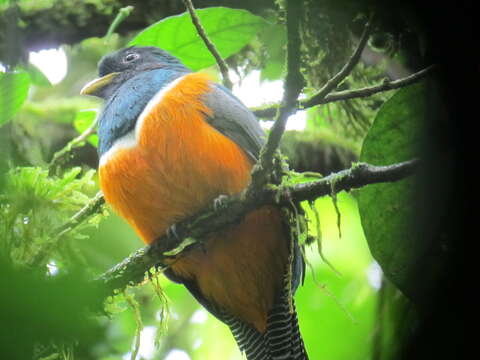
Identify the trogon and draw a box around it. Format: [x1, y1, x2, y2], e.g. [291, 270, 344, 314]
[81, 46, 308, 360]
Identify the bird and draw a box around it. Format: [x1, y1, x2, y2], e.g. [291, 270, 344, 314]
[81, 46, 308, 359]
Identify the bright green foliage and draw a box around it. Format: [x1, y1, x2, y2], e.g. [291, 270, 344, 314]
[129, 7, 267, 70]
[259, 23, 286, 80]
[357, 83, 425, 298]
[73, 109, 99, 147]
[0, 166, 100, 266]
[0, 70, 31, 126]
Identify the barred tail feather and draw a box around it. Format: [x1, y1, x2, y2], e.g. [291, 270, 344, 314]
[165, 268, 307, 359]
[223, 292, 308, 360]
[267, 297, 307, 360]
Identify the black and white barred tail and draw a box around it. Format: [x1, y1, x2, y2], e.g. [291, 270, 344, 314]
[165, 266, 307, 359]
[219, 228, 307, 359]
[222, 290, 308, 360]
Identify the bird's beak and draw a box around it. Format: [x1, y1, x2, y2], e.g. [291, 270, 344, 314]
[80, 72, 120, 96]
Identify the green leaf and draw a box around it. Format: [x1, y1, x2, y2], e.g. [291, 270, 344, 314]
[73, 109, 98, 147]
[0, 71, 31, 126]
[129, 7, 267, 70]
[357, 83, 425, 299]
[259, 23, 286, 81]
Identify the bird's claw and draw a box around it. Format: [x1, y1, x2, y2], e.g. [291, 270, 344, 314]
[166, 223, 180, 240]
[213, 194, 229, 211]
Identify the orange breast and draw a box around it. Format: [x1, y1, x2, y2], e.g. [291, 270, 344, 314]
[99, 72, 288, 331]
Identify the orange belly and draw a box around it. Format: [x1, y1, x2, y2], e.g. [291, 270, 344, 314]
[99, 73, 288, 331]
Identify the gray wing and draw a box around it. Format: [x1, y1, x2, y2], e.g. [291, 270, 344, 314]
[202, 84, 265, 161]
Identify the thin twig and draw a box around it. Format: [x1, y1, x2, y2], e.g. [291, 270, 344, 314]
[182, 0, 233, 89]
[49, 7, 133, 170]
[250, 7, 370, 189]
[307, 13, 375, 106]
[252, 65, 436, 119]
[124, 290, 143, 360]
[48, 116, 99, 172]
[55, 191, 105, 236]
[29, 191, 105, 267]
[248, 0, 304, 192]
[104, 6, 134, 39]
[94, 159, 419, 297]
[302, 64, 437, 109]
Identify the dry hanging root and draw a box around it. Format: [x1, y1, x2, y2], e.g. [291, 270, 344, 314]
[329, 175, 343, 239]
[308, 200, 341, 276]
[149, 268, 170, 341]
[124, 289, 143, 360]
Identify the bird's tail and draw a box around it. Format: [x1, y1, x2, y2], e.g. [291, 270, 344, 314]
[223, 290, 308, 360]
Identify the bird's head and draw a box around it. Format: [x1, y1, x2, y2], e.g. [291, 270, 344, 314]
[80, 46, 189, 99]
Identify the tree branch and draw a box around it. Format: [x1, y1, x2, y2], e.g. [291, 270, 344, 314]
[182, 0, 233, 89]
[252, 14, 373, 120]
[305, 14, 374, 106]
[304, 65, 437, 107]
[29, 191, 105, 267]
[94, 159, 419, 297]
[253, 65, 436, 119]
[248, 0, 304, 192]
[48, 117, 99, 173]
[104, 6, 135, 39]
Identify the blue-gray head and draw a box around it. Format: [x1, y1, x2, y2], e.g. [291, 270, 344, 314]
[80, 46, 189, 99]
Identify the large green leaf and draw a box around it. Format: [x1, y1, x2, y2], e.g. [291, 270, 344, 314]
[129, 7, 267, 70]
[357, 83, 425, 299]
[259, 23, 286, 81]
[0, 71, 31, 126]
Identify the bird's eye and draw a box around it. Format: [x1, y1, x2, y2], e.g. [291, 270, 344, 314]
[124, 53, 139, 63]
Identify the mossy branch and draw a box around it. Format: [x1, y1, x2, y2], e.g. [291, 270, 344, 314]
[253, 65, 437, 119]
[252, 13, 375, 120]
[94, 159, 419, 298]
[248, 0, 304, 192]
[48, 117, 99, 174]
[306, 14, 374, 104]
[29, 191, 105, 267]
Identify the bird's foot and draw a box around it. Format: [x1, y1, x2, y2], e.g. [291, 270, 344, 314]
[166, 223, 181, 240]
[213, 194, 230, 211]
